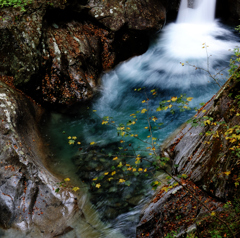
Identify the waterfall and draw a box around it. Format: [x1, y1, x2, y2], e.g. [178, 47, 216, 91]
[177, 0, 217, 23]
[41, 1, 239, 237]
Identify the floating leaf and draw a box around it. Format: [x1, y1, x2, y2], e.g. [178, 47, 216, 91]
[72, 187, 80, 192]
[96, 183, 101, 188]
[224, 171, 231, 176]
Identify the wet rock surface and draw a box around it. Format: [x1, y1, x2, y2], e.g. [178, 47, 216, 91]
[0, 0, 167, 106]
[0, 80, 78, 237]
[136, 73, 240, 237]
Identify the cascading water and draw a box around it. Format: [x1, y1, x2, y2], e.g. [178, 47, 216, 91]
[39, 1, 239, 238]
[177, 0, 217, 23]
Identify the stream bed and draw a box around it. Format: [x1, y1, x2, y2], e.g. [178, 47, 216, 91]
[42, 1, 240, 237]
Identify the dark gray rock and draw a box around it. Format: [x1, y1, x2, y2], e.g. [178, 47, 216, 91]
[0, 81, 78, 237]
[137, 71, 240, 237]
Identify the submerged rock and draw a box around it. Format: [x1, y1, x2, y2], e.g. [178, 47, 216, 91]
[0, 80, 79, 237]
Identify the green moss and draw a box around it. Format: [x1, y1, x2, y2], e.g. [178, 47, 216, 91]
[0, 0, 31, 11]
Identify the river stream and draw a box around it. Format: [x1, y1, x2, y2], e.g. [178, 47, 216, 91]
[42, 0, 240, 237]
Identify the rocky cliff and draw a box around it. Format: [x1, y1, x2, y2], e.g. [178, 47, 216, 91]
[0, 0, 166, 106]
[136, 71, 240, 237]
[0, 80, 80, 237]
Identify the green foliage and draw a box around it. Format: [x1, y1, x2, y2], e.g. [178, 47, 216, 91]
[0, 0, 31, 11]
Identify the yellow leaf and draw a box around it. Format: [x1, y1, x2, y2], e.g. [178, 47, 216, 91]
[224, 171, 231, 176]
[104, 172, 109, 175]
[181, 63, 184, 66]
[72, 136, 77, 140]
[162, 187, 169, 192]
[117, 162, 123, 167]
[132, 168, 136, 172]
[131, 121, 136, 125]
[236, 113, 240, 116]
[119, 179, 125, 183]
[108, 177, 113, 181]
[149, 153, 152, 155]
[152, 117, 157, 122]
[146, 147, 151, 149]
[134, 134, 138, 137]
[127, 167, 132, 171]
[171, 97, 177, 102]
[141, 108, 147, 113]
[187, 97, 193, 101]
[77, 142, 81, 144]
[204, 120, 211, 125]
[102, 120, 108, 125]
[144, 168, 147, 172]
[64, 178, 71, 182]
[120, 140, 125, 143]
[68, 136, 71, 139]
[130, 114, 135, 116]
[138, 168, 143, 172]
[92, 177, 98, 181]
[111, 171, 116, 176]
[202, 110, 206, 113]
[90, 142, 95, 145]
[72, 187, 80, 192]
[152, 147, 156, 151]
[211, 212, 216, 216]
[147, 135, 151, 138]
[126, 164, 131, 166]
[93, 110, 97, 112]
[183, 106, 188, 109]
[169, 104, 173, 108]
[145, 127, 148, 129]
[113, 156, 118, 160]
[142, 100, 146, 103]
[96, 183, 101, 188]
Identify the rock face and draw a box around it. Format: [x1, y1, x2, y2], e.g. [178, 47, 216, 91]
[0, 79, 78, 237]
[217, 0, 240, 22]
[0, 0, 166, 106]
[88, 0, 166, 32]
[136, 72, 240, 237]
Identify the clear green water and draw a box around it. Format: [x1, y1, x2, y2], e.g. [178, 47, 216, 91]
[41, 21, 240, 237]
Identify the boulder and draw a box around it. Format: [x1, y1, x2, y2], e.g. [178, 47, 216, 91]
[0, 79, 78, 237]
[88, 0, 166, 32]
[0, 0, 167, 106]
[136, 71, 240, 237]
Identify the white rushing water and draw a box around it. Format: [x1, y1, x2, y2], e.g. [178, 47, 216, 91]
[13, 1, 239, 238]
